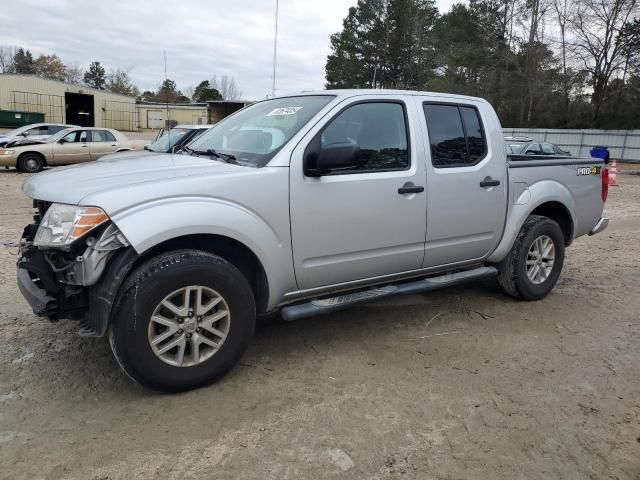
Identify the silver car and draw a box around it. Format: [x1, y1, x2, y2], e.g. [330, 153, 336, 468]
[0, 123, 78, 147]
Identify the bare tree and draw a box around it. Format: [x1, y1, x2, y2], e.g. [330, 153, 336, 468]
[518, 0, 553, 125]
[552, 0, 575, 125]
[0, 45, 16, 73]
[182, 85, 195, 102]
[64, 63, 83, 85]
[569, 0, 639, 122]
[210, 74, 243, 100]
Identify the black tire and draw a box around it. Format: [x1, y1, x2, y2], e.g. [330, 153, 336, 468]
[109, 249, 256, 392]
[17, 153, 45, 173]
[497, 215, 565, 300]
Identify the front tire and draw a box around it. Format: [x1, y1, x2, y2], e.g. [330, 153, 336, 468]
[109, 250, 256, 392]
[497, 215, 565, 300]
[17, 153, 45, 173]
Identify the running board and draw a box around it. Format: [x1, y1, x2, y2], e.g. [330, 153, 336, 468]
[280, 266, 498, 321]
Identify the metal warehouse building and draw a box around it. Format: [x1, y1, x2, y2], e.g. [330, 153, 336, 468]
[0, 74, 137, 130]
[137, 102, 208, 130]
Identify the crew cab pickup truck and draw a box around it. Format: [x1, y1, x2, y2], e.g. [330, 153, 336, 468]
[16, 90, 609, 392]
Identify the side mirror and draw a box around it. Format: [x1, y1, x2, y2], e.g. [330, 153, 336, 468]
[58, 138, 68, 144]
[19, 132, 27, 137]
[305, 141, 361, 176]
[143, 144, 150, 151]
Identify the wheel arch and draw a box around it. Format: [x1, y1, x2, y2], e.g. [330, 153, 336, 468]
[137, 233, 269, 314]
[530, 201, 574, 245]
[488, 180, 576, 263]
[106, 197, 295, 313]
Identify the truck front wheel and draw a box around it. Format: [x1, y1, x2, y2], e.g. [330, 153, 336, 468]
[108, 249, 256, 392]
[497, 215, 565, 300]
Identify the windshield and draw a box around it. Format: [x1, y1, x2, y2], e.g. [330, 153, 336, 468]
[187, 95, 335, 167]
[508, 143, 526, 154]
[148, 128, 192, 152]
[2, 125, 31, 137]
[46, 128, 75, 143]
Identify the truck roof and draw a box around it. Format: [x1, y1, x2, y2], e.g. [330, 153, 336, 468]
[283, 89, 490, 104]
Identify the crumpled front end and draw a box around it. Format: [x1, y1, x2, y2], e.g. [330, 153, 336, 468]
[17, 199, 133, 336]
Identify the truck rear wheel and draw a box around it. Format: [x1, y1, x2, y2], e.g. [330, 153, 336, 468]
[109, 249, 256, 392]
[497, 215, 565, 300]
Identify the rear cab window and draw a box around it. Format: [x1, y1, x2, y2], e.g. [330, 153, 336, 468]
[423, 103, 487, 167]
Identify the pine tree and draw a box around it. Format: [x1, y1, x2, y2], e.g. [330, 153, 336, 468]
[13, 48, 35, 74]
[83, 61, 106, 89]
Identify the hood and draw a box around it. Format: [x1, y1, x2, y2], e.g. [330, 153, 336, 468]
[6, 138, 46, 147]
[98, 150, 159, 162]
[22, 153, 239, 205]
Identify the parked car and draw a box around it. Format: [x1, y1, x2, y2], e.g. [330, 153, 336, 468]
[0, 123, 78, 147]
[16, 90, 608, 392]
[99, 125, 214, 162]
[0, 127, 146, 173]
[148, 124, 214, 153]
[507, 139, 571, 156]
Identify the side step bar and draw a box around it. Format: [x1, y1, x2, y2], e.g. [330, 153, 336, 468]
[280, 266, 498, 321]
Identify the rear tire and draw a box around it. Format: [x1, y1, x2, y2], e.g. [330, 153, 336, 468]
[17, 153, 45, 173]
[109, 249, 256, 392]
[497, 215, 565, 300]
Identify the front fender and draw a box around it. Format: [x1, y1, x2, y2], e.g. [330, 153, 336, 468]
[487, 180, 576, 263]
[110, 196, 295, 310]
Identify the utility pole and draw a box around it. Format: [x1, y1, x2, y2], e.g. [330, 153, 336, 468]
[272, 0, 279, 97]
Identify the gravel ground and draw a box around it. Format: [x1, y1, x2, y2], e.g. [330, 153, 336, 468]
[0, 165, 638, 480]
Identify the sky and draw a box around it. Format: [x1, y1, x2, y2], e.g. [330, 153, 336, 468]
[0, 0, 462, 101]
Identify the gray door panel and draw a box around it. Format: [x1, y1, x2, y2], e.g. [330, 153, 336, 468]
[290, 96, 428, 290]
[419, 99, 507, 267]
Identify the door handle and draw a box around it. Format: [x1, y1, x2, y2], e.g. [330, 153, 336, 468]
[398, 185, 425, 195]
[81, 144, 89, 148]
[480, 177, 500, 188]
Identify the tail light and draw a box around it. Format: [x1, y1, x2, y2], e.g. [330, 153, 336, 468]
[601, 167, 609, 202]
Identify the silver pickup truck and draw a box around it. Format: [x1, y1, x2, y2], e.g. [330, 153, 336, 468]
[16, 90, 608, 392]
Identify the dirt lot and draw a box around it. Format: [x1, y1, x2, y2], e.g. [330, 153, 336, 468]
[0, 165, 638, 480]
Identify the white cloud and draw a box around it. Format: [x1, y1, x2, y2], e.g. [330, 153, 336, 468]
[0, 0, 464, 100]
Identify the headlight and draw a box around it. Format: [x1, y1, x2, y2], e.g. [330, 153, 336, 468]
[0, 149, 15, 155]
[34, 203, 109, 247]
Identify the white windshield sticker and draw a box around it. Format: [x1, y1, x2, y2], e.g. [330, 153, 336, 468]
[267, 107, 303, 116]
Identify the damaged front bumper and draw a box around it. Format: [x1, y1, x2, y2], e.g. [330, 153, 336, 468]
[16, 206, 134, 336]
[17, 266, 57, 316]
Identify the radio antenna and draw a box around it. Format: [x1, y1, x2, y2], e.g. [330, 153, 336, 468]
[271, 0, 279, 97]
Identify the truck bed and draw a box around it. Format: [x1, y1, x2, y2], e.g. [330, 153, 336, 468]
[506, 154, 605, 240]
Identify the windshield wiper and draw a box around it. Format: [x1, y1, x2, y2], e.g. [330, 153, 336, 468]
[186, 146, 238, 164]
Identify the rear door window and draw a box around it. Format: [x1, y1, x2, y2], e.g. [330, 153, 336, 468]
[526, 143, 543, 154]
[423, 104, 486, 167]
[47, 125, 66, 134]
[541, 143, 555, 155]
[91, 130, 116, 142]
